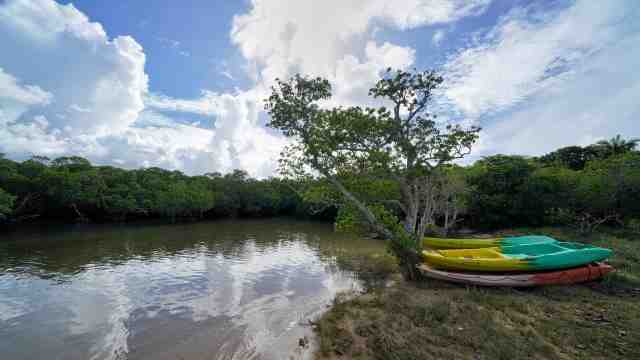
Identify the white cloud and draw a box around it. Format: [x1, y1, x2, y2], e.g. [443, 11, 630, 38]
[157, 37, 181, 48]
[476, 31, 640, 157]
[93, 122, 216, 175]
[0, 0, 212, 174]
[0, 0, 492, 177]
[0, 0, 147, 136]
[442, 0, 628, 117]
[145, 92, 220, 116]
[231, 0, 490, 99]
[224, 0, 492, 175]
[0, 67, 54, 126]
[209, 91, 290, 178]
[440, 0, 640, 158]
[144, 90, 290, 177]
[0, 115, 69, 157]
[0, 68, 52, 106]
[432, 29, 446, 46]
[222, 0, 489, 173]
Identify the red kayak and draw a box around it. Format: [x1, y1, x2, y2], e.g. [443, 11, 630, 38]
[418, 262, 614, 287]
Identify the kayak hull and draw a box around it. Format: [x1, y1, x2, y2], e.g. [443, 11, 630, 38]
[423, 235, 557, 249]
[418, 263, 614, 287]
[423, 242, 612, 272]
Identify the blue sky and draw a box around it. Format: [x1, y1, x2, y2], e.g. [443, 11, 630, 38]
[58, 0, 250, 98]
[1, 0, 638, 177]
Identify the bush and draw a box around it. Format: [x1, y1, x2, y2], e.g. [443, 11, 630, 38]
[625, 218, 640, 234]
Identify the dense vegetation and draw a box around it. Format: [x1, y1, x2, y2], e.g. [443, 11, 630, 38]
[265, 68, 639, 279]
[1, 137, 638, 233]
[0, 154, 335, 224]
[465, 144, 640, 232]
[0, 138, 640, 236]
[314, 139, 640, 236]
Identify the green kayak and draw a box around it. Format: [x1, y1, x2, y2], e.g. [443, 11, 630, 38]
[423, 241, 612, 272]
[423, 235, 557, 249]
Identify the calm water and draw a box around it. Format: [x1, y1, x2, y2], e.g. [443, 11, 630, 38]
[0, 219, 385, 360]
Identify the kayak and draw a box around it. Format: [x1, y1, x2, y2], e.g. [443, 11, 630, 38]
[418, 262, 614, 287]
[422, 242, 612, 272]
[423, 235, 556, 249]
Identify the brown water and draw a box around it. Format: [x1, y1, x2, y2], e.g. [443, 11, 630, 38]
[0, 219, 385, 360]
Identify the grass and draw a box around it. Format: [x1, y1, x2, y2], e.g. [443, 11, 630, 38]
[315, 227, 640, 359]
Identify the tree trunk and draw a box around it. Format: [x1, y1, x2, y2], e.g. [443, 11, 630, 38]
[389, 239, 424, 281]
[323, 172, 427, 281]
[71, 203, 89, 223]
[325, 175, 392, 239]
[15, 193, 39, 215]
[443, 210, 450, 237]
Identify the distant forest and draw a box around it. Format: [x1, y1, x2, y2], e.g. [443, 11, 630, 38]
[1, 135, 638, 232]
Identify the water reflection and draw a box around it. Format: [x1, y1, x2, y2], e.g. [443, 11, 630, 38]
[0, 219, 384, 360]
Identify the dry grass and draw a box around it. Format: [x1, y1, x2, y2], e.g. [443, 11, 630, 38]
[315, 227, 640, 360]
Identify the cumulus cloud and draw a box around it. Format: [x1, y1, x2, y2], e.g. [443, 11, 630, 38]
[1, 0, 493, 176]
[440, 0, 640, 158]
[232, 0, 489, 93]
[93, 122, 216, 174]
[142, 0, 487, 176]
[143, 89, 289, 177]
[0, 68, 53, 128]
[0, 0, 147, 136]
[0, 115, 70, 157]
[0, 68, 52, 107]
[218, 0, 489, 174]
[0, 0, 214, 174]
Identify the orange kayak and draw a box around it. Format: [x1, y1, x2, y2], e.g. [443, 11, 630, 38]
[418, 262, 614, 287]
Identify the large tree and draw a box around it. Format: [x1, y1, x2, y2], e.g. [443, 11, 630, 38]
[265, 69, 480, 279]
[596, 134, 639, 156]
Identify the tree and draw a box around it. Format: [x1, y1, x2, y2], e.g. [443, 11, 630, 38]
[51, 156, 92, 172]
[596, 134, 639, 157]
[434, 168, 470, 236]
[466, 155, 534, 228]
[0, 187, 16, 221]
[575, 152, 640, 231]
[265, 69, 480, 279]
[44, 169, 107, 222]
[539, 145, 598, 170]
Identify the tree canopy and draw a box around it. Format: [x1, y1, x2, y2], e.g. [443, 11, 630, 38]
[266, 69, 480, 279]
[596, 134, 639, 156]
[0, 156, 322, 224]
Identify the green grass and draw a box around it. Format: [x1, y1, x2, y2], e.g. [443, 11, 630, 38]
[315, 227, 640, 359]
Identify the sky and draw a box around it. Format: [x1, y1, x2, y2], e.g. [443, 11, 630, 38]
[0, 0, 638, 177]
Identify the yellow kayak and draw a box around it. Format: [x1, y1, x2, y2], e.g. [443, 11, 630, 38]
[423, 235, 556, 249]
[423, 247, 529, 271]
[423, 242, 612, 272]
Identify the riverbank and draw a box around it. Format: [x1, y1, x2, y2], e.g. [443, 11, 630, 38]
[315, 227, 640, 359]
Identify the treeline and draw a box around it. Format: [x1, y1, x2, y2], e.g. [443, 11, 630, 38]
[328, 136, 640, 235]
[0, 155, 334, 224]
[1, 136, 639, 232]
[464, 136, 640, 232]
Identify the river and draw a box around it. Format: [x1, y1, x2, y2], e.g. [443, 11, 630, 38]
[0, 219, 385, 360]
